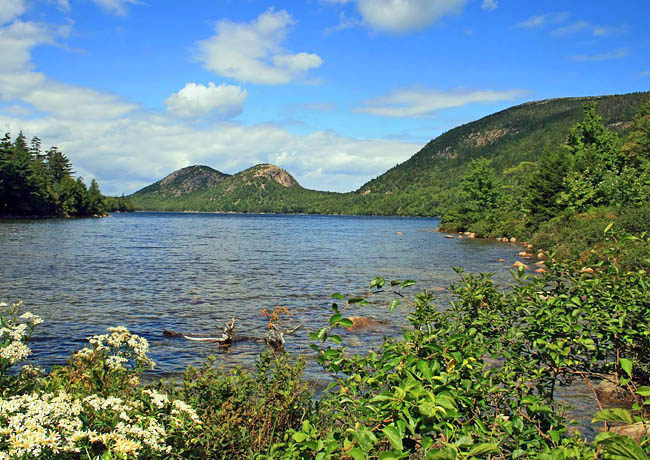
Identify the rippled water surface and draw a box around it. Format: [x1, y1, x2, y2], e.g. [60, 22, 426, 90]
[1, 212, 526, 374]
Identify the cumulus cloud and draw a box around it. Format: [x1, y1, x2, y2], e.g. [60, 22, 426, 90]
[0, 17, 417, 195]
[481, 0, 498, 11]
[569, 48, 629, 62]
[165, 82, 247, 119]
[355, 87, 526, 118]
[0, 0, 26, 25]
[355, 0, 467, 34]
[195, 9, 323, 84]
[90, 0, 142, 16]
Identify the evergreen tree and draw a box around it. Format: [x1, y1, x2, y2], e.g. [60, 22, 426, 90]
[46, 147, 74, 182]
[459, 158, 502, 213]
[87, 179, 105, 215]
[526, 149, 570, 227]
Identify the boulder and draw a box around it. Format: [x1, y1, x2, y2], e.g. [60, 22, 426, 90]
[468, 232, 476, 239]
[610, 423, 650, 441]
[510, 237, 517, 243]
[346, 316, 386, 332]
[535, 268, 546, 274]
[513, 261, 528, 270]
[597, 377, 630, 403]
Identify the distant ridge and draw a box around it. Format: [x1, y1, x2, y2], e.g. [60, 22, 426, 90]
[129, 91, 649, 216]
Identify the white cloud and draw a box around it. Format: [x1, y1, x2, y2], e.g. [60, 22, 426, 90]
[0, 0, 26, 25]
[25, 81, 138, 119]
[0, 104, 33, 116]
[90, 0, 141, 16]
[195, 9, 323, 85]
[0, 17, 417, 195]
[551, 20, 589, 37]
[165, 82, 247, 119]
[355, 0, 467, 34]
[56, 0, 71, 12]
[481, 0, 497, 11]
[638, 70, 650, 78]
[356, 87, 526, 118]
[570, 48, 629, 62]
[0, 20, 57, 72]
[515, 12, 569, 29]
[324, 11, 361, 35]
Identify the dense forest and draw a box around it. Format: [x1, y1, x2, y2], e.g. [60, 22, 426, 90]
[440, 97, 650, 270]
[0, 132, 133, 217]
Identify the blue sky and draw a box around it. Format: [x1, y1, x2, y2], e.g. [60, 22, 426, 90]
[0, 0, 648, 194]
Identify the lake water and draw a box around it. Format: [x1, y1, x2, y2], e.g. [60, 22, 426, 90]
[0, 212, 599, 435]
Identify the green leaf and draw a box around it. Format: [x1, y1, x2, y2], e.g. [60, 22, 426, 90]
[329, 313, 342, 326]
[401, 280, 416, 288]
[378, 453, 400, 460]
[620, 358, 633, 378]
[348, 448, 366, 460]
[636, 386, 650, 397]
[370, 276, 386, 289]
[292, 432, 307, 442]
[382, 425, 403, 451]
[388, 299, 400, 312]
[332, 293, 345, 301]
[349, 297, 365, 304]
[596, 433, 649, 460]
[468, 443, 500, 456]
[592, 408, 634, 424]
[339, 318, 354, 328]
[330, 334, 341, 345]
[604, 222, 614, 234]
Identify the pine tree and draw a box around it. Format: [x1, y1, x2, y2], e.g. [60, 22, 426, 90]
[46, 147, 74, 182]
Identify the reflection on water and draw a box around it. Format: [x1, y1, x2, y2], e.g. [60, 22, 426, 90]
[0, 212, 601, 435]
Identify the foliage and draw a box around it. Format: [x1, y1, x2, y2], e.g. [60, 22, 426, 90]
[0, 132, 133, 217]
[174, 352, 312, 459]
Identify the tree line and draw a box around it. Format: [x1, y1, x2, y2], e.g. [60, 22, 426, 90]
[0, 132, 133, 217]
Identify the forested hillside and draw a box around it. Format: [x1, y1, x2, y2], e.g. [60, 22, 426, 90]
[130, 92, 648, 216]
[0, 132, 133, 217]
[359, 91, 649, 215]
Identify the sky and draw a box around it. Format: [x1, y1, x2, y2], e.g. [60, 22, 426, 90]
[0, 0, 649, 195]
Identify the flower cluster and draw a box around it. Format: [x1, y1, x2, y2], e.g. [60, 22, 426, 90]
[0, 301, 42, 372]
[0, 387, 202, 458]
[0, 391, 83, 458]
[74, 326, 155, 372]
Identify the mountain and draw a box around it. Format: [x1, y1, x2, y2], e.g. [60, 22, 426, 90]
[356, 92, 649, 215]
[131, 165, 230, 205]
[130, 91, 649, 215]
[130, 163, 349, 213]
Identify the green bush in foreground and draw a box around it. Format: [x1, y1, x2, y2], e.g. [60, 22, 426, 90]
[1, 237, 649, 459]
